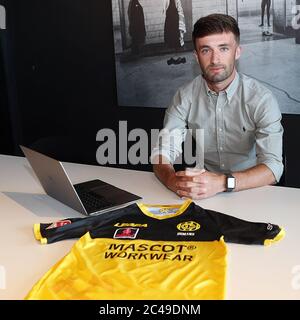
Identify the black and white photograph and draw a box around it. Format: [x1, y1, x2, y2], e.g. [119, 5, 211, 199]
[113, 0, 300, 113]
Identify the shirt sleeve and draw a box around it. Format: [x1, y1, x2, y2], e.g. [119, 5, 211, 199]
[151, 88, 190, 164]
[206, 208, 285, 246]
[253, 91, 284, 182]
[33, 216, 101, 244]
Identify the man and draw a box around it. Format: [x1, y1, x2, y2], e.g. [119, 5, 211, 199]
[151, 14, 283, 200]
[259, 0, 271, 27]
[128, 0, 146, 55]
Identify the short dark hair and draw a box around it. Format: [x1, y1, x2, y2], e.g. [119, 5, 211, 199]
[192, 14, 240, 48]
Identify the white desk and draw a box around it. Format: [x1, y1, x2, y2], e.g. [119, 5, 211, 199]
[0, 154, 300, 300]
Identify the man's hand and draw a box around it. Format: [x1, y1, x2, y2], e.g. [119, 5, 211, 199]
[174, 168, 226, 200]
[153, 156, 226, 200]
[153, 156, 277, 200]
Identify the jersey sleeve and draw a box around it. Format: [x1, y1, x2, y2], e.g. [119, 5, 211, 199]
[33, 216, 101, 244]
[33, 204, 136, 244]
[206, 209, 285, 246]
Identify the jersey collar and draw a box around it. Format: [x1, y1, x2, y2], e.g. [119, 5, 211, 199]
[136, 199, 193, 220]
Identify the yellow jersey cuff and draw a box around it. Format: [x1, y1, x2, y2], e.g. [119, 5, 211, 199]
[264, 227, 285, 246]
[33, 223, 48, 244]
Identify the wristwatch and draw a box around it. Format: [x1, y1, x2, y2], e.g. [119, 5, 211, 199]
[225, 174, 235, 192]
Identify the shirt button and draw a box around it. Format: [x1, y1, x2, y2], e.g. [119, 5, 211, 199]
[219, 128, 222, 132]
[218, 108, 221, 112]
[220, 147, 223, 151]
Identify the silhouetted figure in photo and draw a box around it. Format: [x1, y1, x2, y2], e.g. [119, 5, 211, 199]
[128, 0, 146, 55]
[259, 0, 271, 27]
[163, 0, 186, 65]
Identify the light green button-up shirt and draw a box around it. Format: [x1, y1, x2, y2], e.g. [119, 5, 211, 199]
[152, 72, 283, 182]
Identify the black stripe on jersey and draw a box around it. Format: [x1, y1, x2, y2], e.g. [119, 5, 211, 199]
[35, 202, 281, 245]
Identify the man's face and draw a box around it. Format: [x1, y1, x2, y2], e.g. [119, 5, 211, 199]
[194, 32, 241, 83]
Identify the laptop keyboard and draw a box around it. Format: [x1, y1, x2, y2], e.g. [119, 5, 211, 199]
[74, 187, 113, 213]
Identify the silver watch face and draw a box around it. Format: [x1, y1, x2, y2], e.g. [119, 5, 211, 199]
[227, 177, 235, 189]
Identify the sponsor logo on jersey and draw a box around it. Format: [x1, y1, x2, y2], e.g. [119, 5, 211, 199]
[108, 243, 196, 253]
[104, 243, 196, 261]
[114, 223, 147, 228]
[177, 221, 201, 232]
[46, 220, 72, 229]
[114, 228, 139, 239]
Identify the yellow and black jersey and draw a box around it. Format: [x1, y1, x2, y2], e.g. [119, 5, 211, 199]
[26, 200, 284, 300]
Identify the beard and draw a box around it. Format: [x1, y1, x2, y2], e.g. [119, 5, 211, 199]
[202, 63, 234, 83]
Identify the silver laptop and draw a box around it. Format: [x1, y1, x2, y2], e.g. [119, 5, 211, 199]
[20, 145, 142, 215]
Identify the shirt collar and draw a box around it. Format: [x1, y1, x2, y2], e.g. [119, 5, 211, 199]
[203, 72, 240, 102]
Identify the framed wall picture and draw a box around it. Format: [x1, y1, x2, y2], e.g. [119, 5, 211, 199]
[112, 0, 300, 114]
